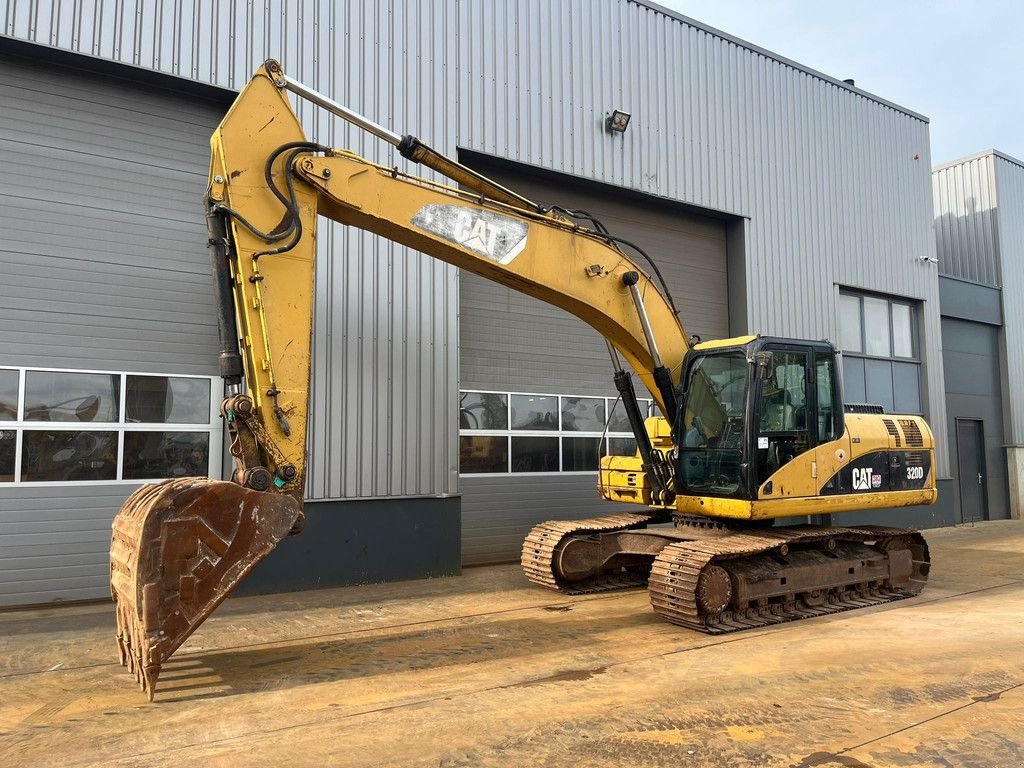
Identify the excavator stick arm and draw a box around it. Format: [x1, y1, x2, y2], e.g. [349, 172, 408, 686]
[110, 59, 689, 698]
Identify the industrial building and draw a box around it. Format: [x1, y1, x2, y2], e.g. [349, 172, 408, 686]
[1, 0, 1007, 607]
[933, 150, 1024, 524]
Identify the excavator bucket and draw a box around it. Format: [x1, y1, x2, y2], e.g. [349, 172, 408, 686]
[109, 477, 302, 699]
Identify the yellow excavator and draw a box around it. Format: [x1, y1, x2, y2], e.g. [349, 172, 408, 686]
[110, 61, 934, 699]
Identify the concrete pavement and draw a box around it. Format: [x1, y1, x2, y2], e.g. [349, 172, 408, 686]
[1, 520, 1022, 767]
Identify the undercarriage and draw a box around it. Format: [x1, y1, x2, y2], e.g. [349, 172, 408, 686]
[521, 512, 930, 633]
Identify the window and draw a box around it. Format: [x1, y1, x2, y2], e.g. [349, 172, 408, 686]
[678, 352, 748, 495]
[458, 390, 651, 474]
[759, 352, 807, 433]
[0, 367, 221, 485]
[838, 291, 921, 413]
[815, 353, 838, 442]
[756, 350, 811, 484]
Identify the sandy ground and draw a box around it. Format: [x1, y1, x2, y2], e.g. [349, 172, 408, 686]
[1, 519, 1022, 767]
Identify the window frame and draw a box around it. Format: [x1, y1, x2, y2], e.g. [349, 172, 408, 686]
[837, 290, 923, 415]
[839, 292, 920, 362]
[458, 388, 652, 476]
[0, 365, 222, 487]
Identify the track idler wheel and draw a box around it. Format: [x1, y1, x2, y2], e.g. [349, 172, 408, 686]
[109, 477, 302, 699]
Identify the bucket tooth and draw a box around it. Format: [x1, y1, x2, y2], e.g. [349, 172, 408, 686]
[109, 477, 302, 699]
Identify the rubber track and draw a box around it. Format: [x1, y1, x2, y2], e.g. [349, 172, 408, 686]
[648, 525, 930, 633]
[521, 512, 667, 594]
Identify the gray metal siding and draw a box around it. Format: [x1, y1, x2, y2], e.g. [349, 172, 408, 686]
[0, 485, 135, 604]
[938, 276, 1003, 326]
[933, 154, 1000, 287]
[994, 155, 1024, 444]
[0, 54, 222, 372]
[940, 317, 1009, 520]
[4, 0, 948, 484]
[458, 0, 946, 474]
[933, 152, 1024, 448]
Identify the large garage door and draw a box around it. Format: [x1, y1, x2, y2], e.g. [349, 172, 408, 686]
[941, 317, 1009, 521]
[0, 50, 227, 605]
[459, 157, 729, 565]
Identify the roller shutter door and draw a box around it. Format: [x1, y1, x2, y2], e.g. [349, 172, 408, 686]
[0, 52, 226, 605]
[459, 159, 728, 565]
[940, 317, 1010, 520]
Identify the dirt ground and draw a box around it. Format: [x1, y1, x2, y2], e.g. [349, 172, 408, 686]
[1, 520, 1022, 768]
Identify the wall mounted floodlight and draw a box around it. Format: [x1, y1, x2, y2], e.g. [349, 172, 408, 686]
[606, 110, 631, 134]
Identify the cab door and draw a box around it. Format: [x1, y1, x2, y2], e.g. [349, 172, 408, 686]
[812, 349, 850, 493]
[754, 346, 815, 496]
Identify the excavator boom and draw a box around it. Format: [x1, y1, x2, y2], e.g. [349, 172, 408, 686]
[110, 60, 689, 698]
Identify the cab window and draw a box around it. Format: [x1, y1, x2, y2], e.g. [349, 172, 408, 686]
[757, 350, 810, 483]
[816, 353, 838, 442]
[677, 352, 748, 496]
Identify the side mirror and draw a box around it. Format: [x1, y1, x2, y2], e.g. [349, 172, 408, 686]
[753, 351, 774, 380]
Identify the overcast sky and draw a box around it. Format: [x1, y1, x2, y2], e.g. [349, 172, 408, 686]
[656, 0, 1022, 166]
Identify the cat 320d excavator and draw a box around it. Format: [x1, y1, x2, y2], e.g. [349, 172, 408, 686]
[110, 61, 934, 699]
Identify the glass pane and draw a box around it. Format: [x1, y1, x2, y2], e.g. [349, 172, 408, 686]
[0, 428, 14, 481]
[563, 436, 601, 471]
[561, 397, 606, 432]
[863, 296, 891, 357]
[816, 355, 836, 442]
[510, 394, 558, 431]
[839, 294, 862, 352]
[459, 435, 508, 473]
[459, 392, 508, 430]
[0, 369, 18, 421]
[760, 352, 807, 432]
[125, 376, 211, 424]
[122, 431, 210, 480]
[21, 430, 117, 481]
[679, 352, 748, 496]
[893, 362, 922, 414]
[24, 371, 120, 423]
[606, 399, 632, 433]
[511, 436, 559, 472]
[842, 356, 866, 403]
[683, 352, 749, 441]
[892, 303, 913, 358]
[607, 437, 637, 457]
[865, 359, 895, 412]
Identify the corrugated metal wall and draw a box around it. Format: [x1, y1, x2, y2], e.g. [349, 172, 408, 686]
[3, 1, 462, 501]
[456, 0, 946, 473]
[933, 152, 1024, 446]
[2, 0, 948, 480]
[932, 154, 1000, 287]
[993, 155, 1024, 444]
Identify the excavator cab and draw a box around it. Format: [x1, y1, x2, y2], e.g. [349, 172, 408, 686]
[676, 335, 843, 501]
[670, 333, 936, 521]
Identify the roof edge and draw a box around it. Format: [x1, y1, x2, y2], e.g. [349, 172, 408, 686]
[933, 149, 1024, 173]
[630, 0, 930, 124]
